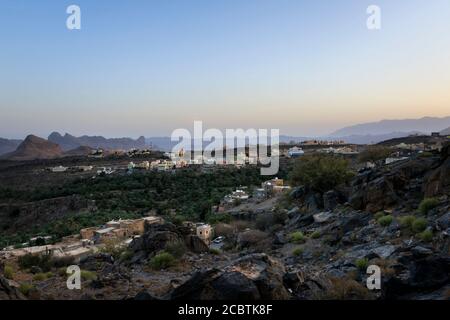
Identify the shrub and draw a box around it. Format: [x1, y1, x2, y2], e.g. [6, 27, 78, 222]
[319, 277, 371, 300]
[399, 215, 416, 229]
[418, 229, 433, 242]
[58, 267, 67, 276]
[377, 215, 393, 227]
[18, 283, 35, 296]
[310, 231, 321, 239]
[209, 248, 221, 255]
[374, 211, 385, 220]
[4, 265, 14, 280]
[292, 247, 304, 257]
[357, 146, 391, 163]
[149, 251, 176, 270]
[289, 154, 354, 193]
[238, 230, 268, 247]
[119, 250, 134, 262]
[18, 253, 52, 272]
[418, 198, 439, 215]
[214, 223, 235, 237]
[355, 258, 369, 270]
[412, 217, 428, 233]
[289, 231, 306, 244]
[80, 270, 97, 281]
[165, 241, 186, 259]
[207, 213, 231, 225]
[32, 272, 53, 281]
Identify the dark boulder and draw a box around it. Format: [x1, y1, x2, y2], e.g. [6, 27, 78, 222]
[0, 275, 26, 300]
[170, 254, 290, 300]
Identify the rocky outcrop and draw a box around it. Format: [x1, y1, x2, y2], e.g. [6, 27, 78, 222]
[349, 156, 436, 212]
[424, 143, 450, 197]
[130, 223, 210, 258]
[170, 254, 291, 300]
[0, 276, 26, 300]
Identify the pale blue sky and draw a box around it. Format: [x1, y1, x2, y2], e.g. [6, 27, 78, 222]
[1, 0, 449, 138]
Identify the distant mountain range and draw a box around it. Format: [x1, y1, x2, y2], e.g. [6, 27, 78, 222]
[48, 132, 146, 151]
[0, 116, 449, 158]
[0, 138, 22, 156]
[441, 126, 450, 135]
[330, 116, 450, 136]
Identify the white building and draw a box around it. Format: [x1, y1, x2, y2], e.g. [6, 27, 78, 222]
[288, 147, 305, 158]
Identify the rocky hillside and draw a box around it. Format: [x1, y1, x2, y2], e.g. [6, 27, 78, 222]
[3, 135, 63, 161]
[1, 144, 449, 300]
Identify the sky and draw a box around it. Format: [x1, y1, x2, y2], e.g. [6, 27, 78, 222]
[0, 0, 450, 139]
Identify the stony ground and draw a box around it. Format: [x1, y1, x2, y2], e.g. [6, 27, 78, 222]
[1, 144, 449, 300]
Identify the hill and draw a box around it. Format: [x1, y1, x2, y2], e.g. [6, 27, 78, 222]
[330, 116, 450, 136]
[63, 145, 94, 157]
[4, 135, 63, 160]
[48, 132, 147, 151]
[440, 126, 450, 135]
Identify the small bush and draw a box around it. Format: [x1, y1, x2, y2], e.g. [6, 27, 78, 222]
[32, 273, 46, 281]
[209, 248, 221, 255]
[412, 217, 428, 233]
[289, 154, 354, 193]
[399, 215, 416, 229]
[310, 231, 321, 239]
[418, 229, 433, 242]
[119, 250, 134, 262]
[355, 258, 369, 270]
[149, 251, 176, 270]
[80, 270, 97, 281]
[4, 265, 14, 280]
[377, 215, 393, 227]
[214, 223, 235, 237]
[418, 198, 439, 215]
[33, 272, 54, 281]
[319, 277, 371, 300]
[292, 247, 304, 257]
[357, 146, 391, 163]
[374, 211, 385, 220]
[18, 283, 35, 296]
[58, 267, 67, 276]
[165, 241, 186, 259]
[18, 253, 52, 272]
[289, 231, 306, 244]
[207, 213, 231, 225]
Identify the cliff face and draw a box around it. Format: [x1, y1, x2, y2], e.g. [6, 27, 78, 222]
[424, 143, 450, 197]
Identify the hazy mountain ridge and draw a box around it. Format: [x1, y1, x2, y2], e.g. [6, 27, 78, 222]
[0, 138, 22, 156]
[330, 116, 450, 136]
[441, 126, 450, 135]
[48, 132, 147, 151]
